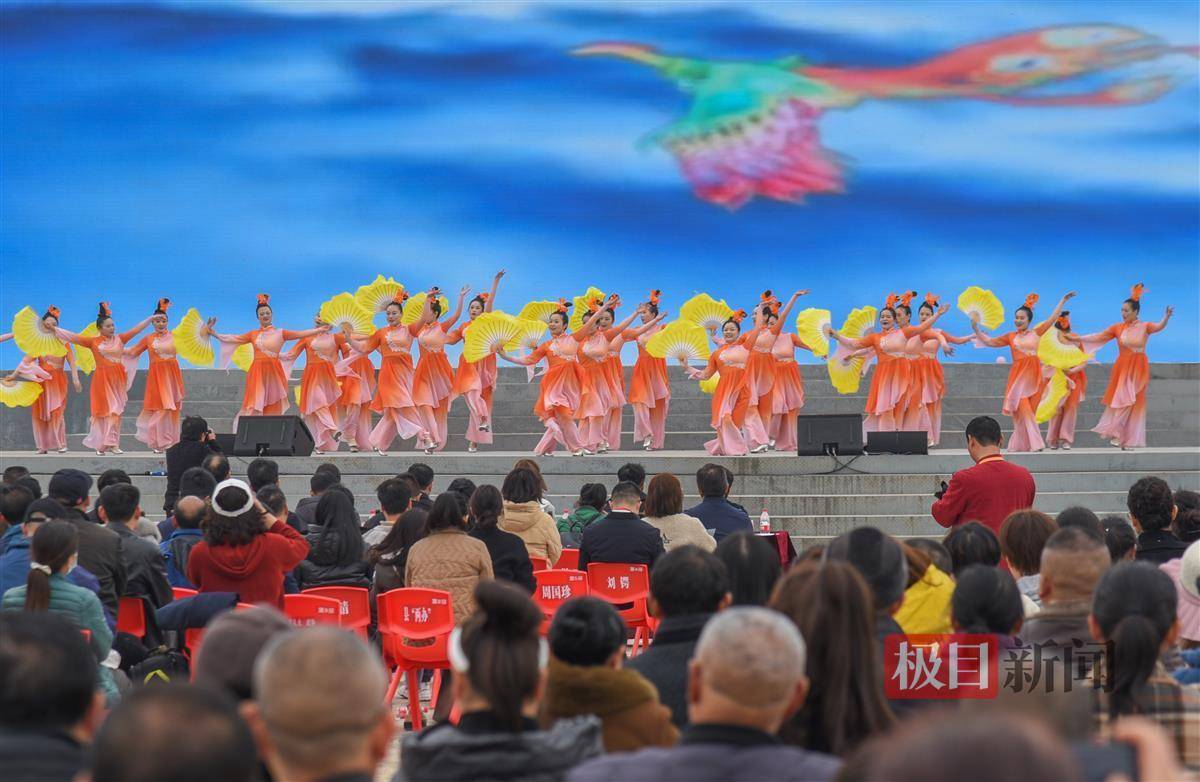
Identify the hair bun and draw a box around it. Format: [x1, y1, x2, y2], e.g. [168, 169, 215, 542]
[474, 581, 541, 637]
[214, 484, 251, 512]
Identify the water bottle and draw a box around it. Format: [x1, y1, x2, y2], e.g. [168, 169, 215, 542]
[147, 470, 165, 477]
[759, 508, 771, 533]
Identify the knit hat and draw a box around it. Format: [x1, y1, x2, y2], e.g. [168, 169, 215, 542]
[193, 606, 293, 701]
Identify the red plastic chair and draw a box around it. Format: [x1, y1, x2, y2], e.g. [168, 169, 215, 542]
[586, 563, 651, 656]
[172, 587, 198, 601]
[377, 588, 455, 732]
[283, 594, 342, 627]
[529, 555, 550, 573]
[304, 586, 371, 638]
[533, 569, 589, 635]
[117, 596, 147, 639]
[558, 549, 580, 570]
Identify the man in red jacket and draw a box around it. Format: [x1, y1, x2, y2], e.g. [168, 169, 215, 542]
[932, 417, 1036, 535]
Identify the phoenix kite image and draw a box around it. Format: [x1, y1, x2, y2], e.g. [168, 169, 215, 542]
[574, 25, 1197, 208]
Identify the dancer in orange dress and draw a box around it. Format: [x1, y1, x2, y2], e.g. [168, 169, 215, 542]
[1070, 284, 1173, 450]
[447, 270, 505, 453]
[498, 298, 611, 456]
[690, 310, 755, 456]
[972, 291, 1075, 452]
[125, 299, 186, 453]
[598, 303, 666, 453]
[907, 293, 972, 447]
[5, 307, 81, 453]
[578, 298, 661, 454]
[1044, 311, 1088, 451]
[334, 335, 376, 454]
[765, 303, 817, 453]
[283, 315, 350, 454]
[342, 292, 431, 455]
[412, 286, 469, 454]
[55, 303, 153, 454]
[742, 290, 805, 453]
[625, 290, 674, 451]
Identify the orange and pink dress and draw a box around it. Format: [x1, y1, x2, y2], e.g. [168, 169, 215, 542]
[56, 326, 147, 452]
[285, 333, 347, 452]
[126, 331, 185, 451]
[992, 329, 1048, 452]
[448, 319, 499, 447]
[1079, 319, 1164, 449]
[17, 352, 74, 452]
[696, 338, 753, 456]
[357, 323, 426, 452]
[769, 332, 812, 452]
[578, 328, 628, 452]
[512, 333, 588, 455]
[855, 328, 918, 436]
[904, 332, 947, 445]
[626, 323, 670, 450]
[412, 322, 456, 450]
[1047, 361, 1088, 449]
[740, 327, 783, 449]
[601, 338, 628, 451]
[214, 327, 308, 424]
[335, 344, 376, 451]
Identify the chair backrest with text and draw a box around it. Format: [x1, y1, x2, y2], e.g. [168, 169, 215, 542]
[303, 586, 370, 637]
[282, 594, 342, 628]
[533, 569, 589, 633]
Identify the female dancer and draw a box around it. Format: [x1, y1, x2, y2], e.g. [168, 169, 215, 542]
[55, 303, 152, 454]
[971, 291, 1074, 452]
[579, 299, 662, 453]
[204, 294, 329, 424]
[766, 304, 817, 453]
[447, 270, 505, 453]
[283, 315, 348, 454]
[690, 310, 754, 456]
[5, 307, 80, 453]
[599, 303, 666, 453]
[1045, 312, 1088, 451]
[498, 298, 611, 456]
[342, 292, 430, 455]
[1070, 285, 1172, 450]
[125, 299, 185, 453]
[412, 286, 469, 454]
[743, 291, 805, 453]
[908, 294, 972, 447]
[335, 336, 376, 453]
[825, 296, 950, 438]
[626, 291, 671, 451]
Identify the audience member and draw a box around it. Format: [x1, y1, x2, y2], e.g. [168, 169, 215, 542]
[943, 520, 1001, 576]
[88, 684, 258, 782]
[14, 475, 41, 500]
[294, 464, 342, 530]
[2, 465, 31, 485]
[0, 484, 34, 542]
[255, 483, 299, 531]
[1129, 477, 1188, 564]
[193, 605, 293, 701]
[446, 477, 478, 515]
[398, 582, 603, 781]
[715, 532, 781, 606]
[543, 596, 678, 751]
[1102, 515, 1138, 562]
[1, 498, 102, 600]
[408, 462, 436, 511]
[931, 416, 1036, 534]
[203, 452, 231, 483]
[501, 467, 563, 567]
[1160, 540, 1200, 648]
[1176, 489, 1200, 544]
[569, 607, 840, 782]
[371, 472, 432, 575]
[0, 612, 104, 782]
[160, 496, 207, 589]
[513, 458, 557, 516]
[243, 628, 395, 782]
[246, 458, 280, 492]
[187, 479, 309, 607]
[769, 560, 896, 756]
[998, 509, 1057, 611]
[1020, 526, 1112, 670]
[297, 490, 370, 590]
[48, 468, 126, 617]
[642, 473, 715, 552]
[1055, 505, 1105, 541]
[157, 465, 218, 539]
[894, 543, 955, 635]
[826, 527, 908, 652]
[162, 415, 220, 513]
[951, 565, 1023, 641]
[363, 477, 412, 548]
[628, 546, 730, 727]
[406, 492, 494, 628]
[617, 463, 647, 493]
[99, 483, 173, 608]
[559, 483, 607, 549]
[685, 464, 752, 542]
[469, 485, 535, 593]
[577, 481, 664, 571]
[88, 469, 160, 542]
[906, 537, 953, 575]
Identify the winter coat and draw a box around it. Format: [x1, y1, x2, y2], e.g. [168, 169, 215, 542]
[541, 657, 679, 753]
[296, 525, 371, 590]
[577, 512, 664, 572]
[558, 506, 603, 549]
[186, 521, 309, 607]
[626, 613, 712, 727]
[405, 529, 493, 626]
[471, 524, 536, 593]
[894, 563, 955, 635]
[501, 502, 562, 567]
[160, 528, 204, 589]
[108, 523, 173, 609]
[642, 514, 716, 553]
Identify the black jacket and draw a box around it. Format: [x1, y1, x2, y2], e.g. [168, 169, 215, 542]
[577, 511, 665, 572]
[64, 508, 126, 618]
[684, 498, 753, 542]
[296, 526, 371, 591]
[0, 729, 88, 782]
[107, 523, 173, 609]
[626, 613, 712, 727]
[471, 524, 536, 593]
[163, 438, 221, 513]
[1135, 529, 1189, 565]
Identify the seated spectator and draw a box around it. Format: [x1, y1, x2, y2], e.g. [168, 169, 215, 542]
[617, 463, 647, 494]
[469, 485, 535, 593]
[906, 537, 954, 576]
[0, 483, 34, 543]
[370, 472, 431, 575]
[203, 452, 231, 483]
[1, 521, 118, 703]
[1130, 477, 1190, 565]
[568, 607, 841, 782]
[294, 464, 341, 530]
[825, 527, 908, 653]
[943, 520, 1001, 576]
[408, 462, 436, 512]
[1, 499, 103, 604]
[1102, 515, 1138, 562]
[769, 560, 896, 756]
[193, 605, 293, 702]
[0, 612, 105, 782]
[160, 496, 205, 588]
[1055, 505, 1105, 541]
[500, 467, 562, 567]
[406, 493, 494, 627]
[446, 478, 478, 514]
[157, 466, 218, 540]
[255, 483, 303, 534]
[1020, 527, 1112, 671]
[998, 509, 1057, 612]
[560, 483, 607, 549]
[297, 490, 370, 590]
[1176, 489, 1200, 544]
[951, 565, 1023, 644]
[99, 484, 172, 609]
[543, 596, 678, 751]
[162, 415, 220, 513]
[577, 481, 664, 571]
[399, 582, 603, 781]
[642, 473, 715, 553]
[931, 416, 1036, 535]
[363, 477, 412, 548]
[513, 458, 557, 516]
[685, 464, 752, 542]
[2, 465, 30, 485]
[242, 628, 394, 782]
[715, 532, 781, 606]
[1090, 562, 1200, 770]
[1159, 540, 1200, 650]
[246, 458, 279, 492]
[894, 543, 955, 635]
[86, 470, 158, 543]
[628, 546, 730, 727]
[88, 684, 257, 782]
[187, 479, 309, 607]
[49, 469, 125, 618]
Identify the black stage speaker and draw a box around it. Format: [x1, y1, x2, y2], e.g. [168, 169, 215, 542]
[233, 415, 314, 457]
[797, 414, 864, 456]
[866, 431, 929, 455]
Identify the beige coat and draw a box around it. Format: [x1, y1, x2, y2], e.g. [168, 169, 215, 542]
[643, 513, 717, 552]
[501, 500, 563, 567]
[405, 529, 493, 626]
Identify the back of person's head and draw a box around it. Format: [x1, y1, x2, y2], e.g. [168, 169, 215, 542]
[643, 473, 684, 518]
[23, 497, 67, 524]
[715, 532, 782, 606]
[194, 606, 293, 701]
[1040, 526, 1112, 603]
[309, 465, 340, 494]
[942, 521, 1001, 576]
[695, 463, 729, 498]
[408, 462, 435, 491]
[1174, 489, 1200, 543]
[99, 482, 140, 525]
[0, 611, 98, 732]
[310, 489, 363, 566]
[576, 482, 607, 513]
[96, 468, 131, 492]
[616, 462, 646, 489]
[455, 581, 547, 731]
[2, 465, 30, 485]
[1101, 516, 1138, 562]
[203, 452, 231, 482]
[246, 458, 280, 492]
[826, 527, 908, 611]
[951, 565, 1023, 635]
[14, 474, 41, 500]
[0, 484, 34, 525]
[906, 538, 953, 576]
[205, 480, 263, 547]
[91, 685, 257, 782]
[469, 485, 503, 531]
[25, 521, 78, 612]
[179, 415, 209, 442]
[426, 491, 468, 532]
[179, 465, 217, 500]
[964, 415, 1001, 447]
[255, 485, 287, 518]
[446, 478, 477, 517]
[608, 480, 643, 511]
[512, 459, 546, 493]
[1177, 489, 1200, 515]
[48, 468, 91, 507]
[1091, 562, 1178, 717]
[650, 545, 730, 618]
[548, 596, 627, 667]
[1126, 476, 1174, 532]
[1055, 505, 1104, 541]
[376, 477, 412, 517]
[501, 467, 542, 504]
[998, 509, 1056, 577]
[249, 628, 390, 778]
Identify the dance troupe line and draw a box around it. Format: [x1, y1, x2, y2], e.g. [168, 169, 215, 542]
[0, 279, 1172, 456]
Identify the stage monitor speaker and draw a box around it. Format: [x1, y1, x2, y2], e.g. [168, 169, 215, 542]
[233, 415, 315, 457]
[866, 431, 929, 455]
[797, 414, 864, 456]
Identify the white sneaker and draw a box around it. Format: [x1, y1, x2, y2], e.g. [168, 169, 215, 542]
[468, 442, 478, 453]
[1062, 443, 1072, 450]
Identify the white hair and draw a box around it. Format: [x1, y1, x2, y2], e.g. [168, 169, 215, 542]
[695, 607, 806, 708]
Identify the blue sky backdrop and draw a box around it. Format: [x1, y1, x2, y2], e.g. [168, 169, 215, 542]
[1, 0, 1197, 364]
